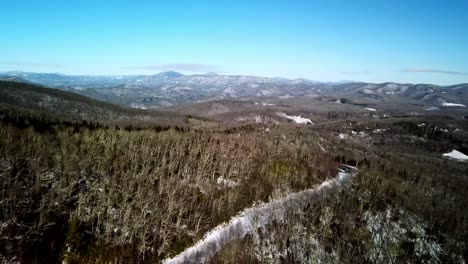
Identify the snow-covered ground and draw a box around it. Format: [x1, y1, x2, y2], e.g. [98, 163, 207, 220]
[277, 112, 313, 124]
[130, 103, 148, 109]
[254, 102, 275, 106]
[163, 166, 357, 264]
[442, 150, 468, 161]
[362, 88, 374, 94]
[364, 107, 377, 111]
[426, 106, 440, 111]
[442, 103, 466, 107]
[217, 176, 240, 188]
[365, 208, 444, 263]
[373, 128, 386, 133]
[337, 131, 368, 141]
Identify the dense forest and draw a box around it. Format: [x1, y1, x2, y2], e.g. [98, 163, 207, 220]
[0, 81, 467, 263]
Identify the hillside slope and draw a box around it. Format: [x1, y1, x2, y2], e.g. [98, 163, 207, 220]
[0, 80, 186, 124]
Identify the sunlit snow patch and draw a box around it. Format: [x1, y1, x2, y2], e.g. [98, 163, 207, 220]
[442, 102, 465, 107]
[442, 150, 468, 161]
[364, 107, 377, 111]
[277, 112, 313, 124]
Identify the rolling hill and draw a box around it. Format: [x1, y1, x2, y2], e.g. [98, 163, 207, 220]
[0, 80, 186, 124]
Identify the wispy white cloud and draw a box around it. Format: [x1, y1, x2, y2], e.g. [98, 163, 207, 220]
[127, 63, 220, 72]
[0, 61, 62, 68]
[404, 68, 468, 75]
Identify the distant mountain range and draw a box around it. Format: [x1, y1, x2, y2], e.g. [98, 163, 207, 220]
[1, 71, 467, 109]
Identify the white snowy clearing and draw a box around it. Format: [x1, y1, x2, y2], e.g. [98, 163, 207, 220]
[442, 150, 468, 161]
[276, 112, 313, 124]
[162, 165, 357, 264]
[364, 107, 377, 111]
[442, 102, 466, 107]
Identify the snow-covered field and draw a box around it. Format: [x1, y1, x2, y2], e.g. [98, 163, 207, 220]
[443, 150, 468, 161]
[364, 107, 377, 111]
[163, 166, 357, 264]
[277, 112, 313, 124]
[442, 102, 466, 107]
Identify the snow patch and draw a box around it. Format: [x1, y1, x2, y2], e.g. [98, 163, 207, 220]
[217, 177, 240, 188]
[276, 112, 313, 124]
[362, 88, 374, 94]
[365, 208, 443, 263]
[442, 103, 465, 107]
[442, 150, 468, 161]
[130, 103, 148, 109]
[254, 102, 275, 106]
[426, 106, 440, 111]
[373, 128, 386, 133]
[364, 107, 377, 112]
[254, 115, 262, 123]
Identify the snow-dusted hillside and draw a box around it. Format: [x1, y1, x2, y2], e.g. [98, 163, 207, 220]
[1, 72, 468, 110]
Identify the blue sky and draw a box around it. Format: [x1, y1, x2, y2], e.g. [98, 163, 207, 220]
[1, 0, 468, 84]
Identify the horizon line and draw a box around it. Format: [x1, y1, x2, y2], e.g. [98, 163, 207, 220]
[2, 70, 468, 86]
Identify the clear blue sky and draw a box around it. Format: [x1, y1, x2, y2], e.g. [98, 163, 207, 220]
[2, 0, 468, 84]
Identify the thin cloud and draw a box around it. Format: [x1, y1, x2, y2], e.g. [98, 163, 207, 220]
[404, 68, 468, 75]
[0, 61, 62, 68]
[127, 63, 220, 72]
